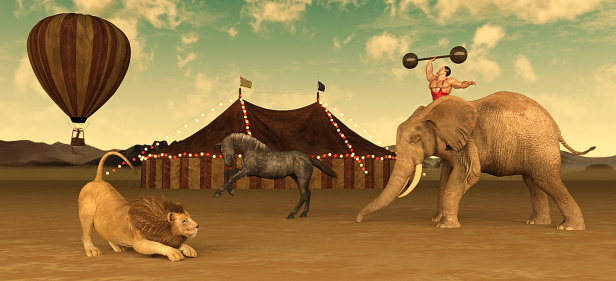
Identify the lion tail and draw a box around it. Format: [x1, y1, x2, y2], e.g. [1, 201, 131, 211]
[95, 152, 137, 181]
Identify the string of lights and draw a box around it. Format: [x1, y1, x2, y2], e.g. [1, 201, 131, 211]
[318, 97, 392, 151]
[109, 90, 396, 178]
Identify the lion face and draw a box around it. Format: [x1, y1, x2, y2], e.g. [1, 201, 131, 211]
[169, 212, 199, 238]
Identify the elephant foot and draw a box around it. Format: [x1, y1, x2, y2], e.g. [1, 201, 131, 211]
[526, 215, 551, 225]
[436, 217, 461, 228]
[432, 212, 443, 223]
[556, 219, 585, 231]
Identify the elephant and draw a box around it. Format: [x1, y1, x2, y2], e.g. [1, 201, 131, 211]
[356, 91, 594, 230]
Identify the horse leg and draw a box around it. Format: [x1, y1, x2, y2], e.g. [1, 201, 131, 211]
[300, 188, 311, 218]
[298, 176, 312, 217]
[299, 165, 313, 218]
[214, 168, 248, 198]
[223, 168, 241, 196]
[287, 175, 306, 219]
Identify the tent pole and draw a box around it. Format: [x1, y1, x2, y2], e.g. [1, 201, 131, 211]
[239, 88, 242, 99]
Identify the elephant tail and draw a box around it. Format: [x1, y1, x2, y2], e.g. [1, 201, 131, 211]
[310, 158, 337, 178]
[559, 135, 596, 156]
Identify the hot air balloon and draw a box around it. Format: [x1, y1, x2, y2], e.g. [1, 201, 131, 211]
[27, 13, 131, 146]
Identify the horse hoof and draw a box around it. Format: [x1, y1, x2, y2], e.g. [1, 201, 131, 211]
[300, 213, 308, 218]
[213, 193, 221, 198]
[286, 214, 295, 219]
[228, 189, 235, 196]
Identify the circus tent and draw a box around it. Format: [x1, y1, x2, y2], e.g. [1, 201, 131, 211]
[140, 94, 396, 190]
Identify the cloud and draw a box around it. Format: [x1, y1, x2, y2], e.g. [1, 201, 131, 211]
[464, 57, 501, 82]
[123, 0, 190, 29]
[471, 23, 505, 51]
[107, 17, 153, 76]
[176, 33, 199, 76]
[437, 0, 608, 24]
[321, 0, 364, 9]
[393, 0, 608, 25]
[461, 24, 505, 82]
[194, 72, 239, 102]
[73, 0, 114, 14]
[333, 34, 354, 51]
[181, 32, 199, 45]
[178, 53, 197, 70]
[513, 54, 537, 83]
[13, 55, 47, 98]
[242, 0, 312, 33]
[226, 27, 239, 37]
[438, 38, 450, 47]
[365, 31, 409, 63]
[13, 0, 68, 17]
[391, 67, 408, 81]
[399, 0, 430, 15]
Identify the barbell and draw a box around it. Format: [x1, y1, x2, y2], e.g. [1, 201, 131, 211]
[402, 46, 468, 69]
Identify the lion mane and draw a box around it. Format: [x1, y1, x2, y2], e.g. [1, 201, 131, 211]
[128, 195, 188, 249]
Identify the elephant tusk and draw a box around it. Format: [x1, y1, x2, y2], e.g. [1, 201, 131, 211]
[398, 164, 422, 198]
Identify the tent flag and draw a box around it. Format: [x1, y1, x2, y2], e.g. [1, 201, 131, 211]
[318, 81, 325, 92]
[240, 76, 253, 88]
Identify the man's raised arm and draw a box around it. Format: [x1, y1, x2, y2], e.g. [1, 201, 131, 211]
[426, 57, 437, 81]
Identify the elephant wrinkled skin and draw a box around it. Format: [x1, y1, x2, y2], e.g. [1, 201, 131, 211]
[356, 92, 594, 230]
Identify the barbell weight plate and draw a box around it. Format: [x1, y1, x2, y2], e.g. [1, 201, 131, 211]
[402, 53, 419, 69]
[449, 46, 467, 64]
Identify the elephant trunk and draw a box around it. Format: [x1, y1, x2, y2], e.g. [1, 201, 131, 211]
[356, 162, 421, 222]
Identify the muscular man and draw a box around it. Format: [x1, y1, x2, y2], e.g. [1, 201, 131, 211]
[426, 56, 476, 101]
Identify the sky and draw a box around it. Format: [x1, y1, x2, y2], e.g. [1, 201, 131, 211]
[1, 0, 615, 157]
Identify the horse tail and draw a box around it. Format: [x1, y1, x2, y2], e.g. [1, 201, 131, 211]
[310, 158, 337, 178]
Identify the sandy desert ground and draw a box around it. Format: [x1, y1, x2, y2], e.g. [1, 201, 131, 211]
[0, 166, 615, 281]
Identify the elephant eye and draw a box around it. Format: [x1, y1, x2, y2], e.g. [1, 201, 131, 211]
[409, 133, 421, 143]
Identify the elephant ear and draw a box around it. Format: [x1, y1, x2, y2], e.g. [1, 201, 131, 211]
[411, 105, 425, 118]
[422, 95, 478, 151]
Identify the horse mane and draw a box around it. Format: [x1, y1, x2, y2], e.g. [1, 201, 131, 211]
[228, 133, 271, 153]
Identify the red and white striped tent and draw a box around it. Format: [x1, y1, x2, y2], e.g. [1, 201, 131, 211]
[140, 96, 396, 190]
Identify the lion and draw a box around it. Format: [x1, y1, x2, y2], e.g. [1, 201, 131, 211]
[78, 152, 199, 262]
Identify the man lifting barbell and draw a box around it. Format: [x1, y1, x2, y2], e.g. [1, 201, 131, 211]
[402, 46, 477, 101]
[426, 56, 476, 101]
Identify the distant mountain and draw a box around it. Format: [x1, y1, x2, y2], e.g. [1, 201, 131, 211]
[387, 144, 615, 171]
[84, 141, 171, 166]
[0, 140, 172, 166]
[0, 140, 614, 170]
[560, 151, 616, 171]
[0, 140, 107, 166]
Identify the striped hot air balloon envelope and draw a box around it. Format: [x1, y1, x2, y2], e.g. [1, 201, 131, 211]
[27, 13, 131, 145]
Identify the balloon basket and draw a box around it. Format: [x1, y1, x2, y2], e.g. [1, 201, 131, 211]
[71, 128, 85, 146]
[71, 137, 85, 146]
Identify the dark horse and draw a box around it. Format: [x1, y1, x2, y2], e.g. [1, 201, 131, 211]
[213, 133, 337, 219]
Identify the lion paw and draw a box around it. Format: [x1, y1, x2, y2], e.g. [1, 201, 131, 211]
[180, 244, 197, 258]
[166, 248, 185, 262]
[84, 246, 102, 257]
